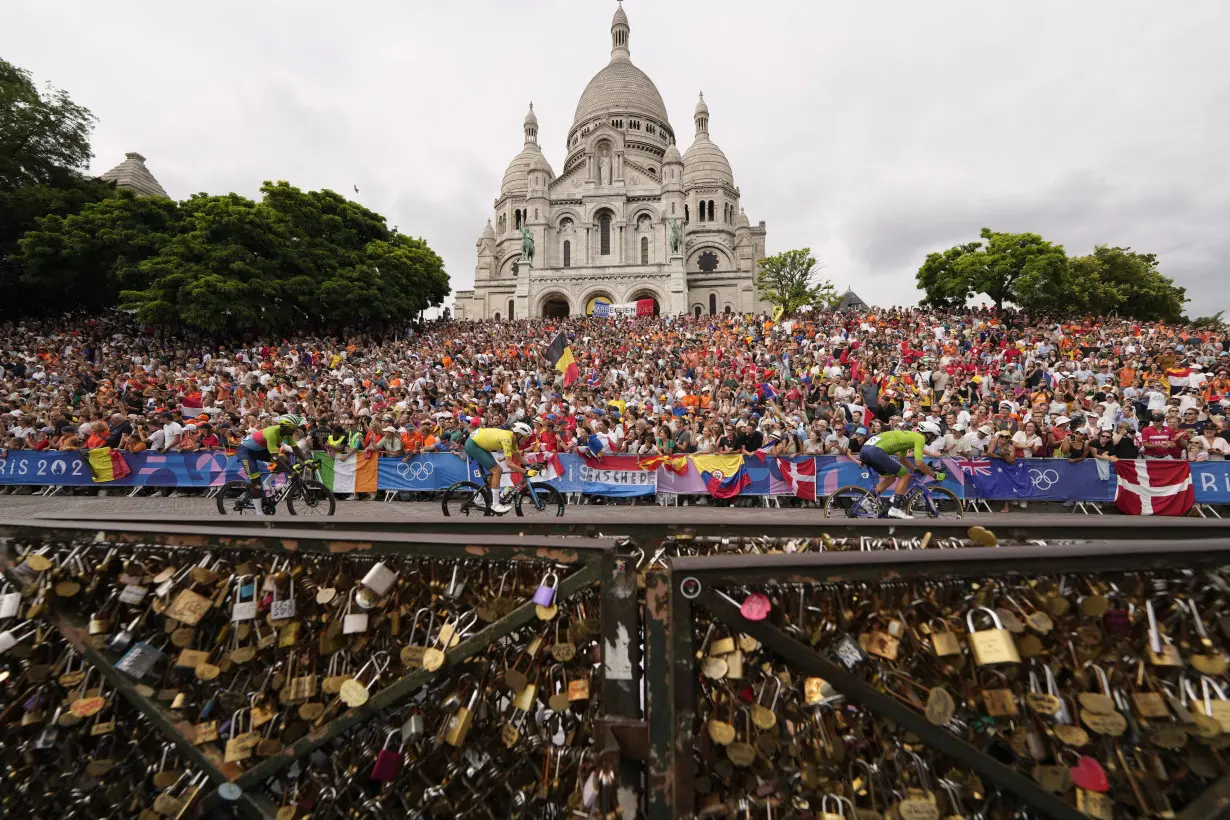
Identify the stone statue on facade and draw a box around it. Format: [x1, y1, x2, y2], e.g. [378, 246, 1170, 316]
[668, 219, 683, 255]
[520, 226, 535, 263]
[598, 150, 612, 186]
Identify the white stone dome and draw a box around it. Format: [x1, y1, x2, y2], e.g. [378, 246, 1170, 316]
[735, 208, 750, 228]
[573, 60, 670, 129]
[528, 151, 554, 176]
[571, 3, 670, 132]
[683, 135, 733, 188]
[663, 143, 683, 165]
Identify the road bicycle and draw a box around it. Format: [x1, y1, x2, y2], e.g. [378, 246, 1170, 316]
[824, 465, 963, 519]
[441, 466, 565, 518]
[216, 458, 336, 516]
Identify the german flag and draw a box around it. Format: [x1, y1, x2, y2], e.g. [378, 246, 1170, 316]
[545, 331, 579, 386]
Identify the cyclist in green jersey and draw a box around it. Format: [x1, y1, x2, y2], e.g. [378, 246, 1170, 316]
[858, 422, 942, 519]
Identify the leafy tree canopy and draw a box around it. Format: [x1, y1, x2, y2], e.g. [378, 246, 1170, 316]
[755, 248, 839, 315]
[113, 182, 448, 334]
[916, 228, 1068, 312]
[1066, 245, 1187, 322]
[0, 58, 96, 192]
[916, 229, 1188, 321]
[15, 189, 179, 314]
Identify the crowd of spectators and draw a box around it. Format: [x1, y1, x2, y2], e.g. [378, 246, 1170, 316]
[2, 309, 1229, 498]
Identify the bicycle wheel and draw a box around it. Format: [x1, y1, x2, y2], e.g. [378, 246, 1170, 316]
[442, 482, 491, 517]
[825, 485, 882, 519]
[216, 480, 258, 515]
[287, 479, 336, 516]
[906, 486, 964, 519]
[515, 483, 565, 517]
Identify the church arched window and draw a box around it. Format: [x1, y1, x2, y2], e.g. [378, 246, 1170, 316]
[694, 305, 703, 318]
[508, 299, 515, 319]
[709, 294, 717, 316]
[599, 214, 611, 256]
[641, 237, 649, 265]
[563, 240, 571, 268]
[708, 201, 716, 224]
[698, 201, 706, 222]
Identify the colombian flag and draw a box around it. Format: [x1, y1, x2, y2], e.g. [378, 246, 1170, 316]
[545, 332, 579, 386]
[692, 454, 751, 499]
[87, 447, 132, 483]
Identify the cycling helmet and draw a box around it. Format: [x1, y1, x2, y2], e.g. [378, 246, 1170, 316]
[511, 421, 533, 437]
[278, 414, 306, 429]
[917, 421, 942, 438]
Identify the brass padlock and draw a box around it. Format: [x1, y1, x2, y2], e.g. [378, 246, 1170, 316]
[966, 607, 1019, 666]
[445, 687, 479, 747]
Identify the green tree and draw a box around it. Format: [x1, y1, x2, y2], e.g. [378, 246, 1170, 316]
[0, 58, 97, 191]
[916, 228, 1069, 311]
[1066, 245, 1186, 322]
[14, 190, 179, 313]
[1188, 311, 1224, 331]
[0, 174, 115, 313]
[119, 182, 448, 334]
[755, 248, 838, 315]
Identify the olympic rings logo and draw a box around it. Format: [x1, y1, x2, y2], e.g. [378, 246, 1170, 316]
[397, 461, 436, 482]
[1029, 468, 1059, 491]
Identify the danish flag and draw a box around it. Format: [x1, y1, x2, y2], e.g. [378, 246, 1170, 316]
[778, 457, 816, 501]
[1113, 460, 1194, 516]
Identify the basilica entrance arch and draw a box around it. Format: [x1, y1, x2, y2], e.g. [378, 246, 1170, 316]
[539, 292, 571, 318]
[626, 288, 661, 316]
[582, 290, 616, 316]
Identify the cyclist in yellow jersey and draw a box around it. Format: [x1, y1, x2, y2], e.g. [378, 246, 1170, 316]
[858, 422, 943, 519]
[466, 422, 533, 513]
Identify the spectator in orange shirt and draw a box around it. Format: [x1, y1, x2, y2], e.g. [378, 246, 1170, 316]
[84, 423, 109, 450]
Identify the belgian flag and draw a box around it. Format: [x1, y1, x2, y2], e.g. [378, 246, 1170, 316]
[545, 331, 579, 386]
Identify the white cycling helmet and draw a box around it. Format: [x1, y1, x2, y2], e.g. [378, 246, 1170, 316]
[917, 421, 942, 438]
[511, 421, 533, 437]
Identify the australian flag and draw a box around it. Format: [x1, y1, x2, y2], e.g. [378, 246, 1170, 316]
[957, 459, 1034, 499]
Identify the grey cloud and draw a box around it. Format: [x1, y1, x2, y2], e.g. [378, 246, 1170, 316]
[4, 0, 1228, 314]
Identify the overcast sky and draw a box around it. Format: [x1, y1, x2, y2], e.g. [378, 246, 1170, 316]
[7, 0, 1229, 314]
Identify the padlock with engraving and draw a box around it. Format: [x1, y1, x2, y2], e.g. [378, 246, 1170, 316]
[370, 729, 404, 782]
[966, 606, 1020, 665]
[361, 562, 398, 598]
[231, 574, 259, 621]
[532, 570, 559, 608]
[445, 686, 479, 747]
[115, 641, 162, 680]
[269, 579, 296, 621]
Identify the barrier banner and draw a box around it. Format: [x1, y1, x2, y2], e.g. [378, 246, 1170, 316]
[0, 448, 1226, 505]
[955, 459, 1114, 502]
[578, 454, 656, 497]
[383, 455, 472, 492]
[0, 450, 252, 487]
[1192, 462, 1230, 504]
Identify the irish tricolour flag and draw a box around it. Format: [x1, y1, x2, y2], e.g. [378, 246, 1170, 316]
[317, 453, 379, 493]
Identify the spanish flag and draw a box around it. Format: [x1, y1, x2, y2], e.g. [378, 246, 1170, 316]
[545, 331, 579, 386]
[87, 447, 132, 483]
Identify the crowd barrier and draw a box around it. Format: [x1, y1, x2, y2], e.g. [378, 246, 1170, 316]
[1, 448, 1229, 504]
